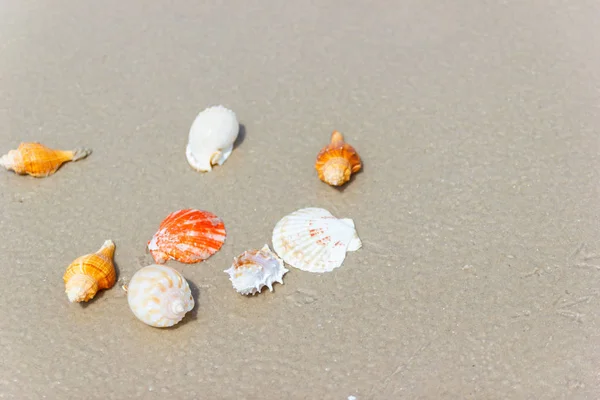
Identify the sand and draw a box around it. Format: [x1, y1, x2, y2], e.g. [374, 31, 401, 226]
[1, 1, 599, 399]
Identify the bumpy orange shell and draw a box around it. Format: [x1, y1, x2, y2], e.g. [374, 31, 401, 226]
[315, 131, 361, 186]
[147, 209, 227, 264]
[0, 142, 91, 177]
[63, 240, 117, 303]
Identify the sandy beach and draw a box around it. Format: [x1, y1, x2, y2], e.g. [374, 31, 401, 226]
[1, 1, 599, 399]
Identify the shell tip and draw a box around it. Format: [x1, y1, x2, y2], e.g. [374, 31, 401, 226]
[72, 148, 92, 162]
[98, 240, 116, 258]
[331, 131, 344, 144]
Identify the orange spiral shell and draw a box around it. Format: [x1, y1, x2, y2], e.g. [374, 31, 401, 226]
[63, 240, 117, 303]
[315, 131, 361, 186]
[0, 142, 92, 177]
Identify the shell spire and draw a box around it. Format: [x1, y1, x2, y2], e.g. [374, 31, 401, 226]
[315, 131, 361, 186]
[1, 142, 92, 177]
[63, 240, 117, 303]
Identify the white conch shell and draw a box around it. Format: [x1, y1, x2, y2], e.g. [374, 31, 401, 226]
[272, 207, 361, 273]
[126, 265, 194, 328]
[224, 245, 289, 295]
[185, 105, 239, 172]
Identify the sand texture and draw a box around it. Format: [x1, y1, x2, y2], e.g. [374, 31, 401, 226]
[1, 1, 599, 399]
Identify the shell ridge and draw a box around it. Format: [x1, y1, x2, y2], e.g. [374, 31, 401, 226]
[272, 208, 360, 272]
[149, 209, 226, 264]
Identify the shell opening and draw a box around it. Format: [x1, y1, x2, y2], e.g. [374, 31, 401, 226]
[185, 145, 213, 172]
[65, 273, 98, 303]
[322, 158, 351, 186]
[0, 152, 16, 169]
[66, 287, 83, 302]
[209, 150, 224, 166]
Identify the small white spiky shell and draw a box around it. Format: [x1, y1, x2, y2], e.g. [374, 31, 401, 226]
[272, 208, 361, 273]
[126, 265, 194, 328]
[224, 245, 288, 295]
[186, 105, 239, 172]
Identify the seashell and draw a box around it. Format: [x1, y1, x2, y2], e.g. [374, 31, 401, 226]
[224, 244, 289, 295]
[148, 209, 226, 264]
[272, 207, 361, 273]
[127, 264, 194, 328]
[315, 131, 361, 186]
[63, 240, 116, 303]
[186, 105, 239, 172]
[1, 142, 92, 177]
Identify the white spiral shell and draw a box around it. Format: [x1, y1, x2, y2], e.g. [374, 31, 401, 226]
[224, 245, 289, 295]
[272, 207, 361, 273]
[127, 265, 194, 328]
[186, 105, 239, 172]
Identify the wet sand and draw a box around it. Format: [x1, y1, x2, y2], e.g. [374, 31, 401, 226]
[1, 1, 599, 399]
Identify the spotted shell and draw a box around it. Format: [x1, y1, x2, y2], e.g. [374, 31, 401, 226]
[127, 265, 194, 328]
[315, 131, 361, 186]
[1, 142, 91, 177]
[224, 245, 289, 295]
[148, 209, 226, 264]
[272, 207, 361, 273]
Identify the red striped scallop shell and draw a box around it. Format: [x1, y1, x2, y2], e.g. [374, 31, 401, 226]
[147, 209, 226, 264]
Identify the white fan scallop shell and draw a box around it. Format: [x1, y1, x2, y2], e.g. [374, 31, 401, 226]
[272, 207, 362, 273]
[186, 105, 239, 172]
[224, 245, 289, 295]
[127, 265, 194, 328]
